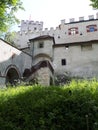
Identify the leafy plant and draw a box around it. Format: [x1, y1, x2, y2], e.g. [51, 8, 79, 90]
[0, 80, 98, 129]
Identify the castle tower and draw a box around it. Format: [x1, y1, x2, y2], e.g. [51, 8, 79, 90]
[20, 20, 43, 33]
[29, 35, 55, 86]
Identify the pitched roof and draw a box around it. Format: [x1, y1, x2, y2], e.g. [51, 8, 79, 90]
[0, 38, 32, 57]
[29, 35, 55, 44]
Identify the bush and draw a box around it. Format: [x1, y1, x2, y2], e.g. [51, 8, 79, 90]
[0, 80, 98, 130]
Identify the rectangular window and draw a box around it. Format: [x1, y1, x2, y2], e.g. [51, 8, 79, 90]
[70, 28, 76, 35]
[68, 27, 78, 35]
[89, 26, 95, 32]
[86, 25, 97, 32]
[61, 59, 66, 66]
[38, 42, 44, 48]
[34, 27, 37, 30]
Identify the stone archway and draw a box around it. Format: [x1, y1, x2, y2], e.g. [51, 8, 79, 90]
[6, 67, 20, 86]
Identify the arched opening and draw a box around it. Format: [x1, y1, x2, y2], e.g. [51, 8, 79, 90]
[6, 68, 20, 86]
[34, 53, 52, 61]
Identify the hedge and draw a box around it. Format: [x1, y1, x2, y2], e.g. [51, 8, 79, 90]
[0, 80, 98, 130]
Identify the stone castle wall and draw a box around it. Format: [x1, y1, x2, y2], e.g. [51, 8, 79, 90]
[0, 39, 32, 86]
[14, 13, 98, 48]
[53, 42, 98, 78]
[14, 13, 98, 80]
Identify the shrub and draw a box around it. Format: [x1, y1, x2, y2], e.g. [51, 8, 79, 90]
[0, 80, 98, 130]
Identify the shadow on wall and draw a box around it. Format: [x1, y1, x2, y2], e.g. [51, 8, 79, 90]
[0, 50, 31, 86]
[23, 60, 54, 85]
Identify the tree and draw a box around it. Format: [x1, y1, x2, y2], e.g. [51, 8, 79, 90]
[0, 0, 24, 33]
[90, 0, 98, 9]
[4, 31, 17, 45]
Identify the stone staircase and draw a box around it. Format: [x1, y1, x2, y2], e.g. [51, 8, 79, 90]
[23, 60, 54, 85]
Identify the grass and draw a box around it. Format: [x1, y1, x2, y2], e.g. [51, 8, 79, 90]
[0, 80, 98, 130]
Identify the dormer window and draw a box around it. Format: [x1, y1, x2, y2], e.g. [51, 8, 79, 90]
[38, 42, 44, 48]
[86, 25, 97, 32]
[68, 27, 78, 35]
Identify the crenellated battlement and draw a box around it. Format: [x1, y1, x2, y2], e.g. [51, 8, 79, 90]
[18, 13, 98, 34]
[15, 13, 98, 49]
[21, 20, 43, 26]
[60, 13, 98, 25]
[20, 20, 43, 33]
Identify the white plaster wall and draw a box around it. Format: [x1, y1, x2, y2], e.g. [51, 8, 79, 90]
[53, 42, 98, 78]
[0, 39, 32, 77]
[15, 17, 98, 48]
[54, 20, 98, 43]
[31, 39, 53, 61]
[15, 32, 41, 48]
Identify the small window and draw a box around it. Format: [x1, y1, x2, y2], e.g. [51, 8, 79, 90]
[38, 42, 44, 48]
[61, 59, 66, 66]
[34, 27, 37, 30]
[86, 25, 97, 32]
[70, 28, 76, 35]
[89, 26, 95, 32]
[68, 27, 78, 35]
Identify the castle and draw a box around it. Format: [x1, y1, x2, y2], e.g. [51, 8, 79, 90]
[1, 13, 98, 87]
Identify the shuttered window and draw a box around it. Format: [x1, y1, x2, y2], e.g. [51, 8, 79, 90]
[68, 27, 78, 35]
[86, 25, 97, 32]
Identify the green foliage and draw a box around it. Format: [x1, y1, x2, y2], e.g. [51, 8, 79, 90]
[0, 80, 98, 129]
[0, 0, 24, 34]
[4, 31, 17, 45]
[90, 0, 98, 9]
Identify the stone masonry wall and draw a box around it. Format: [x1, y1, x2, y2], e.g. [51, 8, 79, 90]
[36, 67, 53, 86]
[14, 13, 98, 48]
[53, 42, 98, 78]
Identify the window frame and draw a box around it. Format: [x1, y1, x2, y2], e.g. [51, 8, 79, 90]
[86, 24, 97, 32]
[38, 42, 44, 48]
[61, 59, 66, 66]
[68, 27, 78, 35]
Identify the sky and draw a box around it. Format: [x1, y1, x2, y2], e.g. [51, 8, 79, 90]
[15, 0, 98, 29]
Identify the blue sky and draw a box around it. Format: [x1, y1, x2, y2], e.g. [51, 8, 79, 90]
[16, 0, 98, 29]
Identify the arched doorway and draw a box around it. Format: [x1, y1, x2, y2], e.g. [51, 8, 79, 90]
[6, 67, 20, 86]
